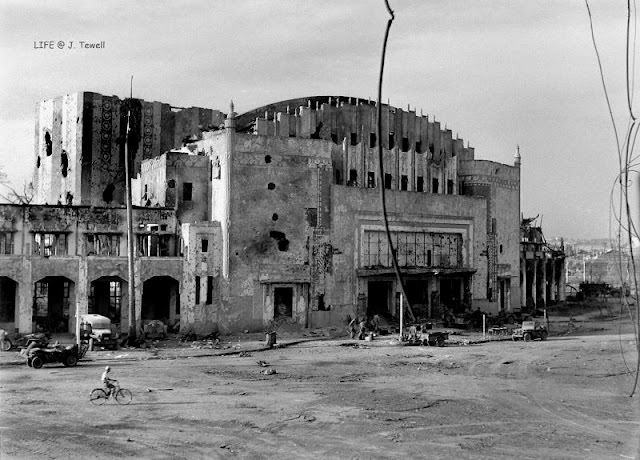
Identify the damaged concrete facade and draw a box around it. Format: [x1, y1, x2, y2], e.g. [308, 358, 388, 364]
[32, 92, 224, 207]
[169, 97, 522, 332]
[0, 204, 181, 334]
[1, 93, 521, 335]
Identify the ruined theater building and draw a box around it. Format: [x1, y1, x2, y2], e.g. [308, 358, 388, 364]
[0, 93, 522, 335]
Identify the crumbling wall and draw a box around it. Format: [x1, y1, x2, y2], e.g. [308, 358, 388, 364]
[180, 222, 222, 335]
[242, 97, 471, 196]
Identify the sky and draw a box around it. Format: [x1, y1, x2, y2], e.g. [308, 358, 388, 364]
[0, 0, 635, 239]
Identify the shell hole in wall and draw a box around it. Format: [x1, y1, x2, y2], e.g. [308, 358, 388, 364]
[269, 230, 289, 251]
[102, 183, 115, 203]
[265, 155, 272, 164]
[267, 183, 276, 190]
[60, 151, 68, 178]
[45, 131, 52, 156]
[272, 213, 279, 221]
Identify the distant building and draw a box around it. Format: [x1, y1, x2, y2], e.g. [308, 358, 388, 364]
[520, 217, 566, 308]
[1, 94, 522, 335]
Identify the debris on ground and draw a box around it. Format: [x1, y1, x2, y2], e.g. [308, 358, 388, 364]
[262, 368, 277, 375]
[256, 360, 270, 367]
[238, 351, 252, 357]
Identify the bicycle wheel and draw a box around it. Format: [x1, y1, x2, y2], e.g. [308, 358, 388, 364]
[1, 339, 12, 351]
[90, 388, 108, 406]
[115, 388, 132, 405]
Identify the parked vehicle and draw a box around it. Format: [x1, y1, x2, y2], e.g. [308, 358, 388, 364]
[512, 320, 548, 342]
[79, 314, 118, 350]
[1, 332, 50, 351]
[26, 343, 88, 369]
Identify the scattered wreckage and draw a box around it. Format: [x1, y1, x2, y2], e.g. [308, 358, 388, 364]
[1, 332, 50, 351]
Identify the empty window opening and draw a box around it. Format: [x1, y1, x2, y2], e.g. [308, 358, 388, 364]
[400, 175, 408, 191]
[335, 169, 342, 185]
[331, 134, 338, 143]
[272, 213, 279, 221]
[317, 293, 328, 311]
[201, 239, 208, 252]
[34, 233, 68, 256]
[427, 250, 432, 266]
[206, 276, 213, 305]
[195, 276, 201, 304]
[447, 179, 454, 195]
[415, 141, 422, 153]
[60, 151, 68, 177]
[45, 131, 52, 156]
[183, 182, 193, 201]
[429, 143, 435, 154]
[269, 231, 289, 251]
[350, 133, 357, 146]
[167, 179, 175, 188]
[348, 169, 358, 187]
[432, 178, 439, 193]
[401, 137, 410, 152]
[500, 244, 503, 254]
[160, 224, 167, 231]
[492, 218, 497, 233]
[389, 132, 395, 149]
[367, 171, 376, 188]
[416, 176, 424, 192]
[36, 156, 41, 168]
[265, 155, 272, 164]
[267, 182, 276, 190]
[311, 122, 323, 139]
[369, 133, 377, 148]
[384, 173, 392, 189]
[274, 287, 293, 318]
[102, 183, 115, 203]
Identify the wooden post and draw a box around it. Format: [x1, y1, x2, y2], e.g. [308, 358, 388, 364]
[399, 292, 403, 341]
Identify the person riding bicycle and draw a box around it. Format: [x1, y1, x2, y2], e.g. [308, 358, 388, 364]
[101, 366, 117, 397]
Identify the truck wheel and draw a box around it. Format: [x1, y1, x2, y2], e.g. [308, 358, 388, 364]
[523, 332, 532, 342]
[436, 336, 445, 347]
[540, 331, 548, 341]
[63, 355, 78, 367]
[31, 356, 44, 369]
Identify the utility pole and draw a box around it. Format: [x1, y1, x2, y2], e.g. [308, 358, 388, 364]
[125, 76, 137, 344]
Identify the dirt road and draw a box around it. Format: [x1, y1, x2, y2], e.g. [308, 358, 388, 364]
[1, 315, 638, 459]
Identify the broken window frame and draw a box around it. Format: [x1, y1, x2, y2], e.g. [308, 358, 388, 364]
[85, 233, 121, 256]
[33, 232, 68, 256]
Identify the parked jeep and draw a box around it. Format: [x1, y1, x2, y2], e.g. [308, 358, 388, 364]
[512, 320, 548, 342]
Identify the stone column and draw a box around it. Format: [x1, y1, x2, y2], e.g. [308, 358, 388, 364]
[550, 259, 557, 303]
[521, 257, 527, 307]
[541, 258, 547, 307]
[558, 259, 567, 302]
[531, 259, 537, 307]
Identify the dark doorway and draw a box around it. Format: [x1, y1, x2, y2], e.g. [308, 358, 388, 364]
[33, 276, 73, 332]
[367, 281, 392, 317]
[405, 280, 428, 317]
[440, 278, 462, 314]
[0, 277, 17, 323]
[274, 287, 293, 318]
[90, 277, 124, 324]
[142, 276, 179, 321]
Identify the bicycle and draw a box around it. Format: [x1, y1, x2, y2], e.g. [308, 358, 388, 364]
[89, 381, 132, 405]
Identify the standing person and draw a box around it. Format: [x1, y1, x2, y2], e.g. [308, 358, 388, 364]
[101, 366, 117, 397]
[0, 328, 6, 351]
